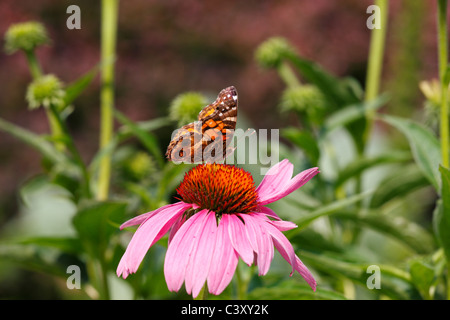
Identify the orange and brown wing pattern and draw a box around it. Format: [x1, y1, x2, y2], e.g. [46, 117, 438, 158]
[166, 86, 238, 163]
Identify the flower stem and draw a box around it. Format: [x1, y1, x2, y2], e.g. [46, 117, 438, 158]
[97, 0, 119, 201]
[48, 103, 92, 198]
[25, 50, 42, 79]
[438, 0, 449, 169]
[277, 62, 301, 89]
[437, 0, 450, 299]
[364, 0, 388, 139]
[24, 49, 66, 151]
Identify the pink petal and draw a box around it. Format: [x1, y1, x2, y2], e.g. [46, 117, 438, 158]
[259, 205, 297, 230]
[120, 202, 189, 229]
[258, 206, 281, 220]
[294, 255, 317, 291]
[262, 218, 297, 275]
[117, 202, 191, 278]
[240, 213, 259, 253]
[168, 214, 186, 244]
[256, 213, 316, 291]
[240, 213, 273, 275]
[164, 209, 208, 292]
[270, 219, 298, 231]
[225, 214, 254, 266]
[258, 166, 319, 205]
[207, 214, 239, 295]
[184, 211, 218, 298]
[256, 159, 293, 203]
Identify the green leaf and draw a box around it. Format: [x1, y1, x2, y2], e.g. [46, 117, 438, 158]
[248, 282, 347, 300]
[114, 110, 164, 168]
[335, 151, 411, 188]
[0, 117, 71, 166]
[369, 164, 430, 208]
[323, 94, 389, 134]
[299, 251, 420, 299]
[434, 166, 450, 261]
[285, 51, 359, 107]
[281, 127, 320, 166]
[336, 210, 435, 254]
[63, 66, 99, 107]
[288, 190, 374, 233]
[18, 236, 83, 255]
[72, 201, 128, 258]
[0, 243, 74, 278]
[116, 117, 171, 141]
[380, 115, 441, 190]
[408, 258, 436, 299]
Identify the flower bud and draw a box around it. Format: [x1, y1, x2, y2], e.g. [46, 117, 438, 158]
[419, 79, 441, 109]
[279, 85, 327, 123]
[122, 151, 155, 181]
[4, 21, 50, 54]
[26, 74, 65, 110]
[255, 37, 295, 69]
[169, 92, 207, 127]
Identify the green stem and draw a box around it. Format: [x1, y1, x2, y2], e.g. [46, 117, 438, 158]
[24, 49, 42, 79]
[48, 104, 92, 198]
[97, 0, 119, 201]
[235, 262, 250, 299]
[364, 0, 388, 139]
[45, 109, 66, 152]
[437, 0, 450, 298]
[24, 49, 66, 151]
[277, 62, 301, 89]
[354, 1, 389, 245]
[98, 255, 111, 300]
[438, 0, 450, 169]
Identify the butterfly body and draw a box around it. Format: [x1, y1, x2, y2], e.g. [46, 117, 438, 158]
[166, 86, 238, 163]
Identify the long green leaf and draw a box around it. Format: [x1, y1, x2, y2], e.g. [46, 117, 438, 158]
[285, 52, 359, 107]
[0, 117, 70, 165]
[289, 190, 374, 233]
[248, 282, 347, 300]
[0, 243, 75, 278]
[323, 94, 389, 134]
[380, 115, 441, 190]
[369, 164, 430, 208]
[336, 210, 435, 254]
[434, 166, 450, 261]
[299, 251, 420, 299]
[114, 110, 164, 167]
[116, 117, 171, 141]
[64, 66, 99, 107]
[18, 236, 83, 255]
[335, 151, 411, 188]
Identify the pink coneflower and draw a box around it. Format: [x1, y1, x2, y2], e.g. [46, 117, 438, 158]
[117, 159, 319, 298]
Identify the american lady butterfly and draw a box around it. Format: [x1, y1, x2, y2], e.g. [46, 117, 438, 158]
[166, 86, 238, 163]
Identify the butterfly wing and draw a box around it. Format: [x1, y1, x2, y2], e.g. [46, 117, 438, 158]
[166, 86, 238, 163]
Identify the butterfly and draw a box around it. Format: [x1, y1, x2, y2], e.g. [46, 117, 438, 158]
[166, 86, 238, 163]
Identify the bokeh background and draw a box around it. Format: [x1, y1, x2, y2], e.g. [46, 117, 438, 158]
[0, 0, 443, 298]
